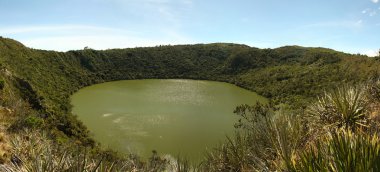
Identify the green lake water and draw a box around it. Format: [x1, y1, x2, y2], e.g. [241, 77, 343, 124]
[71, 79, 267, 162]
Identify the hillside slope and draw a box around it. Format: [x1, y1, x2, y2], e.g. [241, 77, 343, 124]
[0, 36, 379, 155]
[1, 38, 378, 109]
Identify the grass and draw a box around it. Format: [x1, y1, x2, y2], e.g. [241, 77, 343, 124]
[201, 103, 307, 171]
[0, 132, 10, 164]
[1, 37, 380, 170]
[297, 130, 380, 172]
[202, 82, 380, 171]
[0, 129, 195, 172]
[0, 129, 144, 171]
[1, 82, 380, 171]
[307, 85, 369, 131]
[2, 82, 380, 171]
[2, 37, 380, 171]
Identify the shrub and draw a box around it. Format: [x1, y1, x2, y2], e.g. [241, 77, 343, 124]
[307, 85, 369, 131]
[1, 130, 143, 171]
[23, 115, 44, 129]
[201, 103, 307, 171]
[0, 129, 192, 172]
[368, 80, 380, 102]
[297, 130, 380, 172]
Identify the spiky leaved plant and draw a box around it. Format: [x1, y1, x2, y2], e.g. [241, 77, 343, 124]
[297, 130, 380, 172]
[201, 103, 307, 171]
[307, 85, 369, 131]
[0, 129, 145, 172]
[0, 129, 193, 172]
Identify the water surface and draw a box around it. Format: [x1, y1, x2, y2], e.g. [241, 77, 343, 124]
[71, 79, 267, 162]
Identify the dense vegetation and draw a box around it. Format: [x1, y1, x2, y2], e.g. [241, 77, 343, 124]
[201, 82, 380, 171]
[0, 36, 380, 171]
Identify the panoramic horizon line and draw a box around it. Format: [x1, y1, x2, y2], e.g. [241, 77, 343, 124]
[2, 36, 370, 57]
[1, 22, 378, 57]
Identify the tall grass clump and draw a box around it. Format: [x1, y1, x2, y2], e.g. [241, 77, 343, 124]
[0, 130, 144, 172]
[297, 130, 380, 172]
[201, 82, 380, 171]
[0, 129, 193, 172]
[366, 80, 380, 134]
[0, 132, 10, 164]
[294, 83, 380, 172]
[201, 103, 307, 171]
[368, 79, 380, 102]
[307, 85, 369, 131]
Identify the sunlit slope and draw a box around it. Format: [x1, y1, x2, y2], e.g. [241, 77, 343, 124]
[0, 36, 379, 140]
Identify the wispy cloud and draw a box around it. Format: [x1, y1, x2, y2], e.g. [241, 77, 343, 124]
[22, 35, 193, 51]
[0, 25, 133, 35]
[182, 0, 193, 6]
[364, 49, 379, 57]
[0, 0, 196, 51]
[108, 0, 194, 41]
[369, 11, 377, 16]
[1, 24, 194, 51]
[362, 8, 377, 17]
[371, 0, 378, 3]
[113, 0, 193, 23]
[303, 20, 364, 29]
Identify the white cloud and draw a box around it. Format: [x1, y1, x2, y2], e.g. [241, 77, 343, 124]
[0, 25, 131, 35]
[372, 0, 379, 3]
[1, 25, 194, 51]
[364, 49, 379, 57]
[21, 35, 192, 51]
[0, 0, 196, 50]
[362, 8, 377, 16]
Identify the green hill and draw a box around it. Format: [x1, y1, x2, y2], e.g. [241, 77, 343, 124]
[1, 37, 377, 110]
[0, 37, 379, 171]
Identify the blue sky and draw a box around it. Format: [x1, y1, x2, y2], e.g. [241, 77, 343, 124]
[0, 0, 379, 56]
